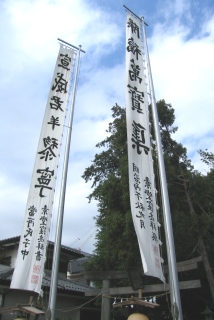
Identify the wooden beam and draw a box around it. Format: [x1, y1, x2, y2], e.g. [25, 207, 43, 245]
[81, 256, 203, 281]
[85, 280, 201, 296]
[164, 256, 202, 274]
[164, 262, 198, 274]
[176, 256, 202, 266]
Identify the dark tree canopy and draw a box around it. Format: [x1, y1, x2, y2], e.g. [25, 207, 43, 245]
[83, 104, 141, 270]
[82, 100, 214, 315]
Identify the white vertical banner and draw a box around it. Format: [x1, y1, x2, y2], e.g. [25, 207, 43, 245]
[11, 45, 75, 294]
[126, 13, 165, 282]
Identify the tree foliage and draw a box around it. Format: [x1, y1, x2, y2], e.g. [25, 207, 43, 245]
[82, 100, 214, 309]
[83, 104, 141, 270]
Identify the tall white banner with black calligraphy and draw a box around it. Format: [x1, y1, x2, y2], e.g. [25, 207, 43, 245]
[11, 45, 75, 294]
[126, 13, 165, 282]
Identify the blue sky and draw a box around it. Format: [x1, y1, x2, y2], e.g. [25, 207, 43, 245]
[0, 0, 214, 253]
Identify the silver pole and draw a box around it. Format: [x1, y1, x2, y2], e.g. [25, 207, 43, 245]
[47, 45, 82, 320]
[141, 19, 183, 320]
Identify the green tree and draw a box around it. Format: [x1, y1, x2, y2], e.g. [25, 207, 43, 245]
[83, 104, 141, 270]
[198, 149, 214, 169]
[82, 100, 214, 305]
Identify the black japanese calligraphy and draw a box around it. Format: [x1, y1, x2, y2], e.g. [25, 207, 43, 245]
[129, 59, 142, 83]
[131, 121, 150, 155]
[140, 220, 145, 229]
[127, 84, 144, 114]
[40, 214, 47, 226]
[50, 96, 64, 112]
[23, 238, 30, 248]
[136, 210, 145, 218]
[52, 73, 68, 93]
[35, 249, 43, 261]
[34, 204, 49, 263]
[133, 163, 145, 229]
[21, 249, 29, 260]
[135, 190, 142, 200]
[28, 205, 37, 216]
[24, 227, 33, 238]
[144, 177, 151, 189]
[37, 242, 44, 251]
[20, 205, 38, 260]
[152, 233, 158, 242]
[144, 176, 158, 242]
[133, 162, 139, 173]
[41, 205, 49, 216]
[39, 225, 46, 235]
[38, 136, 58, 161]
[26, 216, 35, 228]
[127, 18, 140, 38]
[38, 234, 45, 243]
[48, 115, 60, 130]
[127, 37, 141, 60]
[58, 53, 71, 70]
[135, 201, 145, 212]
[134, 173, 141, 191]
[35, 167, 54, 198]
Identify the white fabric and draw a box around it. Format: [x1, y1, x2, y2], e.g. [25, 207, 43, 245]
[10, 45, 75, 293]
[126, 13, 165, 282]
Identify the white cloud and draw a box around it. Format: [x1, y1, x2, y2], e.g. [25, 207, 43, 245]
[156, 0, 194, 27]
[149, 14, 214, 162]
[3, 0, 122, 62]
[201, 13, 214, 38]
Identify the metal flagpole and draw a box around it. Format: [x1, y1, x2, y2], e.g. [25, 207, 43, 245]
[141, 19, 183, 320]
[47, 44, 84, 320]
